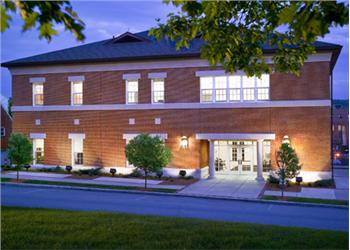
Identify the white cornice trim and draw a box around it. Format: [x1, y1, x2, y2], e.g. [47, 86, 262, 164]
[68, 75, 85, 82]
[9, 53, 332, 75]
[148, 72, 167, 79]
[29, 77, 45, 83]
[196, 133, 276, 140]
[29, 133, 46, 139]
[123, 73, 141, 80]
[123, 133, 168, 140]
[12, 100, 331, 112]
[68, 133, 85, 140]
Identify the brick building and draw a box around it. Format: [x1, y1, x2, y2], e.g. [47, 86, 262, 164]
[2, 31, 341, 181]
[1, 104, 12, 165]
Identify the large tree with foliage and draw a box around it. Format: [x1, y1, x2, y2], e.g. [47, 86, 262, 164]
[125, 134, 172, 189]
[7, 133, 33, 182]
[150, 1, 348, 76]
[1, 1, 85, 42]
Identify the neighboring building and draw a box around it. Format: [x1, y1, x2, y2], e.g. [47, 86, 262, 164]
[2, 31, 342, 181]
[1, 105, 12, 165]
[333, 99, 349, 149]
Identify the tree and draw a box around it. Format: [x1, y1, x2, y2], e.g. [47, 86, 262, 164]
[125, 134, 172, 189]
[276, 142, 301, 180]
[7, 133, 33, 182]
[1, 1, 85, 42]
[150, 1, 348, 77]
[8, 98, 12, 117]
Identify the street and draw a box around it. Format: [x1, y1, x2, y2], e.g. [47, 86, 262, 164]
[1, 185, 348, 232]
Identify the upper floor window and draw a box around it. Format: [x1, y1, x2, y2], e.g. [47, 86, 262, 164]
[200, 74, 270, 103]
[126, 80, 138, 104]
[1, 127, 5, 137]
[33, 83, 44, 106]
[71, 81, 83, 105]
[152, 79, 164, 103]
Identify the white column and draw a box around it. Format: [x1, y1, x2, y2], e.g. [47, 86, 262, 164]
[209, 140, 215, 179]
[256, 139, 264, 181]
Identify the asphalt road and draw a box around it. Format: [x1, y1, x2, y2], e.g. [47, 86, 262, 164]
[2, 185, 348, 232]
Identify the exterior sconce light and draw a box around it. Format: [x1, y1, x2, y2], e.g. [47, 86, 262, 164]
[180, 136, 189, 149]
[282, 135, 290, 145]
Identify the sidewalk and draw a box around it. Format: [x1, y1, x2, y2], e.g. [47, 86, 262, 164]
[264, 188, 340, 200]
[1, 171, 185, 190]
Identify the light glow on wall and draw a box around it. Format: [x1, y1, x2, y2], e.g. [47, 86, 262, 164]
[180, 136, 189, 149]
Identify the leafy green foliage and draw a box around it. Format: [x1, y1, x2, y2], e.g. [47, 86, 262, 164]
[150, 1, 348, 76]
[276, 143, 302, 180]
[125, 134, 172, 188]
[1, 1, 85, 42]
[7, 133, 33, 181]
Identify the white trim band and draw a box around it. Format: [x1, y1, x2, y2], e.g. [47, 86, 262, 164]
[30, 133, 46, 139]
[68, 76, 85, 82]
[123, 73, 141, 80]
[68, 133, 85, 140]
[123, 133, 168, 140]
[12, 100, 331, 112]
[29, 77, 45, 83]
[196, 133, 275, 140]
[148, 72, 167, 79]
[9, 53, 332, 75]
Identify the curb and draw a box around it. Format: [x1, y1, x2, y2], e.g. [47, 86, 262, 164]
[2, 182, 348, 209]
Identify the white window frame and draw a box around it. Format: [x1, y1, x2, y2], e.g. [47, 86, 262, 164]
[32, 82, 44, 106]
[1, 127, 5, 137]
[151, 78, 165, 104]
[32, 138, 44, 165]
[199, 74, 270, 103]
[126, 80, 139, 104]
[71, 81, 83, 106]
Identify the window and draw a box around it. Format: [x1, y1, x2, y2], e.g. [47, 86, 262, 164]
[256, 74, 270, 100]
[1, 127, 5, 137]
[72, 138, 83, 165]
[200, 77, 213, 102]
[152, 79, 164, 103]
[33, 83, 44, 106]
[200, 74, 270, 103]
[71, 81, 83, 105]
[33, 139, 44, 164]
[126, 80, 138, 104]
[232, 147, 237, 161]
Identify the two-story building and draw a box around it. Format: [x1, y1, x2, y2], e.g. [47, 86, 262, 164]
[2, 31, 341, 181]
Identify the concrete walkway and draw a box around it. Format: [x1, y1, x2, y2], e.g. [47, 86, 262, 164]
[334, 166, 349, 200]
[1, 171, 184, 190]
[179, 175, 265, 199]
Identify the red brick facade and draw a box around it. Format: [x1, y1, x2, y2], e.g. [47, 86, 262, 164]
[1, 106, 12, 150]
[10, 60, 332, 175]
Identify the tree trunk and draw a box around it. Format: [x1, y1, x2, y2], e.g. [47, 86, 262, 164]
[144, 171, 148, 189]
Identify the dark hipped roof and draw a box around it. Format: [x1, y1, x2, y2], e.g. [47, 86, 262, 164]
[2, 30, 342, 69]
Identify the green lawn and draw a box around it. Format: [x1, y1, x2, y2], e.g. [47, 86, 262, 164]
[262, 195, 349, 206]
[0, 178, 176, 193]
[2, 207, 348, 249]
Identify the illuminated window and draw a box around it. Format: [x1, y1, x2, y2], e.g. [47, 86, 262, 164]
[71, 81, 83, 105]
[242, 76, 255, 101]
[229, 76, 241, 101]
[214, 76, 227, 102]
[33, 83, 44, 106]
[257, 74, 269, 100]
[152, 79, 164, 103]
[200, 77, 213, 102]
[126, 80, 138, 104]
[72, 138, 83, 165]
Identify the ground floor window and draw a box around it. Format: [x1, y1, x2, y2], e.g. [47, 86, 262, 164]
[72, 138, 84, 165]
[33, 139, 44, 164]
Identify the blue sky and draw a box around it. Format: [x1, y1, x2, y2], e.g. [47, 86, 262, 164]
[1, 1, 349, 100]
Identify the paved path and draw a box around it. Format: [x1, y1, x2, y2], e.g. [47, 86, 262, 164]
[2, 185, 348, 231]
[179, 175, 265, 198]
[334, 167, 349, 200]
[1, 172, 184, 190]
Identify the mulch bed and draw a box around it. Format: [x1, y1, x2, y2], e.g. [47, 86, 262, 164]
[160, 178, 198, 186]
[265, 183, 302, 192]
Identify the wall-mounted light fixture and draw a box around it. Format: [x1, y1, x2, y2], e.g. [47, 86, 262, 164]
[282, 135, 290, 145]
[180, 136, 189, 149]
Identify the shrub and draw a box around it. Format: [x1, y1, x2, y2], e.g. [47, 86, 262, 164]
[312, 179, 335, 188]
[129, 169, 143, 178]
[267, 174, 279, 184]
[38, 166, 64, 173]
[1, 165, 13, 171]
[79, 168, 101, 176]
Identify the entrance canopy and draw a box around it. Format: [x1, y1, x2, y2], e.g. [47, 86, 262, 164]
[195, 133, 275, 141]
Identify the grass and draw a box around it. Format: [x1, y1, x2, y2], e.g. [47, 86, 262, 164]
[2, 207, 348, 250]
[0, 178, 177, 193]
[262, 195, 349, 206]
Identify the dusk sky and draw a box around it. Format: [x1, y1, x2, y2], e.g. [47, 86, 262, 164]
[1, 1, 349, 100]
